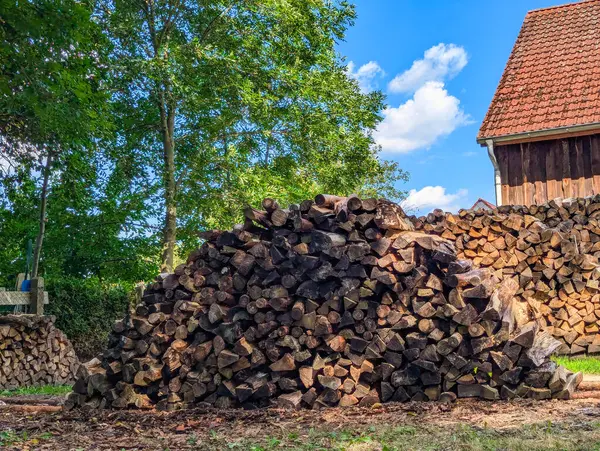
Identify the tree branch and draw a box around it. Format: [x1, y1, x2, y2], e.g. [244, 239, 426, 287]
[141, 0, 159, 55]
[198, 1, 239, 44]
[157, 0, 183, 50]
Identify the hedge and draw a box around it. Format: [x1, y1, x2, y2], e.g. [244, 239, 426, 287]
[46, 277, 133, 359]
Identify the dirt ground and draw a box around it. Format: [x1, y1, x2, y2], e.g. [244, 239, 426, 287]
[2, 397, 600, 450]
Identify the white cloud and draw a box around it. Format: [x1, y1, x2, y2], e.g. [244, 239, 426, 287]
[462, 151, 478, 157]
[401, 186, 468, 213]
[347, 61, 385, 92]
[388, 43, 468, 94]
[374, 81, 471, 153]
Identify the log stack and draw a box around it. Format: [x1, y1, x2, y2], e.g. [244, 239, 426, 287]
[415, 196, 600, 355]
[67, 195, 581, 411]
[0, 315, 79, 389]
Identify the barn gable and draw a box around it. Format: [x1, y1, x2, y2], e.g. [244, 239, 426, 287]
[479, 1, 600, 206]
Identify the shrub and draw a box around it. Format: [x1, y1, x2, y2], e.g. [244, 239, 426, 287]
[46, 277, 133, 360]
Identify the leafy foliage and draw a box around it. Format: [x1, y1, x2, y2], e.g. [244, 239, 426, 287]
[0, 0, 110, 149]
[46, 276, 132, 358]
[0, 151, 159, 286]
[101, 0, 408, 267]
[0, 0, 115, 278]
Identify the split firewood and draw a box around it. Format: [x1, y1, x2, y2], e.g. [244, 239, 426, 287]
[0, 315, 79, 390]
[414, 196, 600, 356]
[66, 195, 581, 411]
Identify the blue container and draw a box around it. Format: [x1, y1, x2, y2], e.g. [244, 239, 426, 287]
[21, 279, 31, 292]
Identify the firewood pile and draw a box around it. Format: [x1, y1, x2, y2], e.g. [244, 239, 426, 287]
[415, 196, 600, 356]
[0, 315, 79, 389]
[67, 195, 581, 411]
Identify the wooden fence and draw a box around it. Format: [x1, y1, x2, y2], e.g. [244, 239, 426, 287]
[0, 278, 48, 315]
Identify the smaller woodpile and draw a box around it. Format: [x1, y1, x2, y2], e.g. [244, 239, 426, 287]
[67, 196, 581, 411]
[0, 314, 79, 389]
[415, 196, 600, 355]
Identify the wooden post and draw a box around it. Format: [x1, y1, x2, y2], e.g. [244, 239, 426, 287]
[15, 273, 25, 291]
[30, 277, 44, 315]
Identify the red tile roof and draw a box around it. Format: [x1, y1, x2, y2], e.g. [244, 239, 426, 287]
[478, 0, 600, 141]
[471, 198, 496, 211]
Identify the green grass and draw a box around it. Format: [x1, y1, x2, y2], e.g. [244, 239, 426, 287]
[0, 385, 72, 397]
[552, 355, 600, 374]
[198, 421, 600, 451]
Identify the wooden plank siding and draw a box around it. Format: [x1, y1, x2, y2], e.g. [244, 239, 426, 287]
[495, 134, 600, 205]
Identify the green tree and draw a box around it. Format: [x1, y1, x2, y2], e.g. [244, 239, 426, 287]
[101, 0, 406, 272]
[0, 148, 159, 286]
[0, 0, 110, 277]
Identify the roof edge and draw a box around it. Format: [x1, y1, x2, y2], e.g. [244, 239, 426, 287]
[477, 122, 600, 146]
[527, 0, 600, 14]
[471, 198, 496, 210]
[476, 7, 530, 143]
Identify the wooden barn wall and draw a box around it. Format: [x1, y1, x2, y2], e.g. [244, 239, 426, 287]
[495, 134, 600, 206]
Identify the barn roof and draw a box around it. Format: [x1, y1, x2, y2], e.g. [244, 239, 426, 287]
[471, 198, 496, 211]
[478, 0, 600, 143]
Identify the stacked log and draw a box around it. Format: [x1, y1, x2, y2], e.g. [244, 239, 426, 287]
[415, 196, 600, 355]
[67, 195, 581, 411]
[0, 315, 79, 389]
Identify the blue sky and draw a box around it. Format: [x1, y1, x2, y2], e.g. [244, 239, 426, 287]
[338, 0, 569, 214]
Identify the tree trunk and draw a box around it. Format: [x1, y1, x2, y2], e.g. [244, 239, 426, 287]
[31, 152, 53, 278]
[160, 102, 176, 273]
[143, 2, 177, 273]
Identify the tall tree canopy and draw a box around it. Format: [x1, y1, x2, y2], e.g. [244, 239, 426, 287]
[101, 0, 406, 272]
[0, 0, 112, 277]
[0, 0, 407, 284]
[0, 0, 108, 147]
